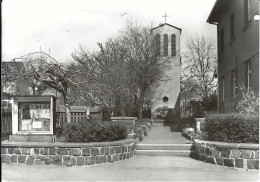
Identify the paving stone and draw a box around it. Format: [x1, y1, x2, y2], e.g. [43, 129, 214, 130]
[206, 156, 216, 164]
[240, 150, 252, 159]
[247, 159, 259, 169]
[40, 148, 49, 155]
[18, 155, 27, 163]
[199, 154, 206, 161]
[220, 149, 230, 158]
[34, 148, 40, 154]
[8, 148, 14, 154]
[223, 158, 235, 167]
[26, 156, 35, 165]
[255, 150, 259, 159]
[57, 148, 69, 155]
[122, 153, 126, 160]
[121, 146, 125, 153]
[21, 148, 30, 155]
[103, 155, 108, 163]
[205, 147, 212, 155]
[126, 153, 130, 159]
[2, 155, 11, 164]
[119, 153, 123, 160]
[63, 156, 71, 166]
[85, 156, 96, 165]
[77, 156, 84, 166]
[131, 144, 136, 151]
[100, 147, 110, 155]
[199, 145, 205, 154]
[235, 158, 244, 168]
[211, 149, 220, 157]
[112, 154, 119, 161]
[110, 146, 115, 154]
[230, 150, 240, 158]
[127, 145, 132, 152]
[82, 147, 91, 156]
[124, 145, 128, 152]
[35, 159, 44, 165]
[52, 155, 62, 165]
[10, 155, 18, 163]
[14, 148, 21, 155]
[71, 156, 77, 166]
[96, 155, 104, 164]
[91, 147, 100, 156]
[216, 157, 224, 165]
[44, 157, 53, 165]
[130, 151, 134, 157]
[1, 148, 8, 154]
[49, 148, 57, 155]
[108, 155, 112, 162]
[69, 148, 81, 156]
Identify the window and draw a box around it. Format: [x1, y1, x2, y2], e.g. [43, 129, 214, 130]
[163, 34, 168, 56]
[171, 34, 176, 56]
[18, 102, 51, 132]
[244, 0, 251, 25]
[230, 14, 235, 41]
[221, 77, 225, 101]
[163, 96, 169, 102]
[232, 70, 237, 98]
[155, 34, 161, 56]
[245, 61, 251, 91]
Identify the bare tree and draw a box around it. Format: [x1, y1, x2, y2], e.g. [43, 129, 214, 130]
[181, 35, 217, 98]
[2, 52, 81, 123]
[71, 22, 172, 118]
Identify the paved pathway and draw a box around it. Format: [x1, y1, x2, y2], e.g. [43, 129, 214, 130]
[140, 123, 192, 144]
[2, 156, 259, 181]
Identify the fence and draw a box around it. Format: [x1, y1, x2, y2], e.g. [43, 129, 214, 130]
[56, 112, 87, 127]
[1, 109, 12, 141]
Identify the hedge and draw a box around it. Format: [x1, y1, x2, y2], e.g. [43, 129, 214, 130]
[63, 121, 128, 142]
[204, 113, 259, 143]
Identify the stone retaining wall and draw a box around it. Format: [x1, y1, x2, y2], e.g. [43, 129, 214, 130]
[193, 139, 259, 169]
[1, 139, 136, 166]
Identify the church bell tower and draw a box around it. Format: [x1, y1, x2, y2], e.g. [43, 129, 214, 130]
[150, 22, 182, 123]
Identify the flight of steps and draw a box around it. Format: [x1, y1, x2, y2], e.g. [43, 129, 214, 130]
[135, 144, 195, 156]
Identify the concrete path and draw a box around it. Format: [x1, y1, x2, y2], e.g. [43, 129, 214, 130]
[140, 123, 192, 144]
[2, 155, 259, 181]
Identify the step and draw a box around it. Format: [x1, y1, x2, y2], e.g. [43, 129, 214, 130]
[136, 144, 194, 150]
[135, 150, 194, 156]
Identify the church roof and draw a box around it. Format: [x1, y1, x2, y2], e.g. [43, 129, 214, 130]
[151, 23, 182, 34]
[207, 0, 230, 24]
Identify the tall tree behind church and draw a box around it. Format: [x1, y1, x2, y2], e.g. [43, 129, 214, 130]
[181, 35, 217, 98]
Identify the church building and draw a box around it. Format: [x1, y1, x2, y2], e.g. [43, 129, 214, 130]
[150, 22, 182, 123]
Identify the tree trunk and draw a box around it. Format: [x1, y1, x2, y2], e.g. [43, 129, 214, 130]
[63, 95, 71, 123]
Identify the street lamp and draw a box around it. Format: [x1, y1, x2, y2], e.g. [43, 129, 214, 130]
[254, 15, 260, 21]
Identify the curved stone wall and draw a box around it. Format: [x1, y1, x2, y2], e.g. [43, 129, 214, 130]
[193, 139, 259, 169]
[1, 139, 136, 166]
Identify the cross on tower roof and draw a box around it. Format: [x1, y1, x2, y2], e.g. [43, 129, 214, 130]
[162, 13, 169, 22]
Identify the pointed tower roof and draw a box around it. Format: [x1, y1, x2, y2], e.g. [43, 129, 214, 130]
[151, 23, 182, 34]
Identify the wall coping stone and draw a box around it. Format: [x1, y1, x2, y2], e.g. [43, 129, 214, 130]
[2, 139, 137, 148]
[111, 117, 137, 120]
[193, 139, 259, 150]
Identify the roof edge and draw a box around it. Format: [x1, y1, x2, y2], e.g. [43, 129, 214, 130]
[151, 23, 182, 34]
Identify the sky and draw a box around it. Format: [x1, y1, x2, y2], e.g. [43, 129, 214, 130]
[2, 0, 217, 63]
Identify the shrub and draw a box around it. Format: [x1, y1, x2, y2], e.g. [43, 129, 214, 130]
[189, 100, 205, 118]
[155, 106, 168, 119]
[236, 87, 259, 115]
[63, 121, 128, 142]
[201, 94, 217, 111]
[204, 113, 259, 143]
[136, 119, 152, 130]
